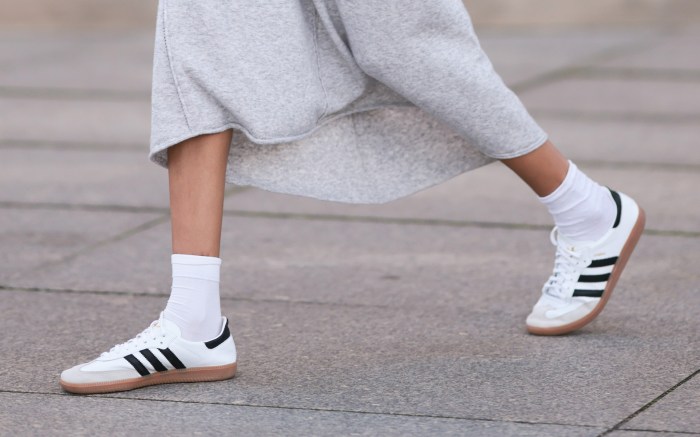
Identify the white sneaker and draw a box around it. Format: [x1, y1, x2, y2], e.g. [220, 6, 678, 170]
[527, 190, 645, 335]
[60, 313, 237, 394]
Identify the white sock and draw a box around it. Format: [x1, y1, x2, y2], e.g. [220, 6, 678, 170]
[539, 161, 617, 242]
[163, 254, 222, 342]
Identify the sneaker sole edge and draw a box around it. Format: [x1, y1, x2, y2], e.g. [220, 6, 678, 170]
[527, 207, 646, 336]
[59, 362, 237, 395]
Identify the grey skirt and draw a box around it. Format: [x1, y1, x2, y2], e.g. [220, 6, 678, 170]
[149, 0, 547, 203]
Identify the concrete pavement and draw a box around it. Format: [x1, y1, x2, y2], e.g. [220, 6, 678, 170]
[0, 21, 699, 437]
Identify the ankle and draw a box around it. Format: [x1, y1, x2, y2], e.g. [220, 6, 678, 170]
[539, 162, 617, 242]
[164, 254, 223, 341]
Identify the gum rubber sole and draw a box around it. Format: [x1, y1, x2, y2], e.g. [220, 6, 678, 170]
[60, 362, 237, 394]
[527, 207, 646, 336]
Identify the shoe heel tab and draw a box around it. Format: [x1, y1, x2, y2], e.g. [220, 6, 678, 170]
[608, 188, 622, 228]
[205, 319, 231, 350]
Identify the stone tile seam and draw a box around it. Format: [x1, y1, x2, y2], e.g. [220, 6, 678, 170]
[597, 367, 700, 436]
[3, 284, 697, 319]
[531, 109, 700, 124]
[0, 388, 605, 430]
[0, 139, 143, 150]
[574, 67, 700, 82]
[0, 85, 148, 101]
[10, 214, 170, 279]
[0, 201, 697, 238]
[220, 211, 700, 239]
[577, 160, 700, 174]
[510, 34, 664, 94]
[616, 428, 700, 435]
[0, 285, 413, 311]
[0, 200, 169, 214]
[0, 142, 144, 153]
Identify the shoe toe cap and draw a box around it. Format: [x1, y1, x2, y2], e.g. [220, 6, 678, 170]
[60, 361, 138, 385]
[60, 363, 89, 384]
[526, 305, 556, 329]
[527, 299, 599, 329]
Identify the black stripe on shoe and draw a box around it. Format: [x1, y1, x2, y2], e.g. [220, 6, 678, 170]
[124, 354, 150, 376]
[610, 189, 622, 228]
[578, 273, 611, 283]
[205, 320, 230, 350]
[573, 289, 604, 298]
[158, 348, 186, 369]
[140, 349, 168, 372]
[588, 257, 618, 268]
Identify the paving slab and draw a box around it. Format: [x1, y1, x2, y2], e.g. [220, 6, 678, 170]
[0, 38, 66, 68]
[0, 393, 600, 437]
[0, 31, 153, 92]
[0, 208, 162, 282]
[465, 1, 700, 28]
[477, 28, 654, 86]
[608, 431, 700, 437]
[622, 373, 700, 434]
[0, 30, 107, 67]
[223, 164, 700, 233]
[599, 27, 700, 71]
[0, 0, 158, 30]
[539, 118, 700, 165]
[6, 216, 553, 302]
[7, 214, 699, 323]
[2, 289, 698, 428]
[0, 148, 168, 207]
[0, 98, 150, 144]
[520, 79, 700, 116]
[0, 138, 144, 152]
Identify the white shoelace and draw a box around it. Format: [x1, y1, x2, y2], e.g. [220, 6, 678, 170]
[101, 313, 166, 357]
[542, 228, 591, 301]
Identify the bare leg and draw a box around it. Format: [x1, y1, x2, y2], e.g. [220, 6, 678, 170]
[168, 130, 233, 256]
[59, 130, 238, 395]
[501, 140, 569, 197]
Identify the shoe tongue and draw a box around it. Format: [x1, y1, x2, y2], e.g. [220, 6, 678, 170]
[158, 316, 182, 337]
[556, 233, 595, 253]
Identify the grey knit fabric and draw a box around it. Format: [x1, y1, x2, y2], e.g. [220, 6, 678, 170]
[150, 0, 547, 203]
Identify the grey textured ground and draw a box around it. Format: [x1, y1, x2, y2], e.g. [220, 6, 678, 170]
[0, 22, 698, 437]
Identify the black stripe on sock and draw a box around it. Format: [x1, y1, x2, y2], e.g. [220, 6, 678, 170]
[158, 348, 186, 369]
[610, 189, 622, 228]
[573, 289, 604, 298]
[588, 257, 618, 268]
[205, 320, 230, 350]
[578, 273, 611, 283]
[140, 349, 168, 372]
[124, 354, 150, 376]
